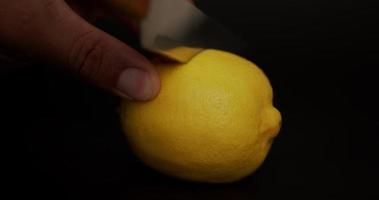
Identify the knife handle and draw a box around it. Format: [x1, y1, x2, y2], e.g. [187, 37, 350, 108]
[107, 0, 150, 20]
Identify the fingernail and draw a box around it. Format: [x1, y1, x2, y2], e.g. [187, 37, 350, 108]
[116, 68, 156, 101]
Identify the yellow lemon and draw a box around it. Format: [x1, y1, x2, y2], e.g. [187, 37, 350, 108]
[120, 49, 281, 183]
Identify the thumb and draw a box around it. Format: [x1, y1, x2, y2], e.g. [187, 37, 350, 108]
[0, 0, 160, 101]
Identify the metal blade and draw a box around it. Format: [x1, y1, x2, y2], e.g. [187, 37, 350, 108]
[140, 0, 246, 62]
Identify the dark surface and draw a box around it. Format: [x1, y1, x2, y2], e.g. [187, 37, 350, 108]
[2, 0, 379, 199]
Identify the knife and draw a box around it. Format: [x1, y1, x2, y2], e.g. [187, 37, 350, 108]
[108, 0, 246, 63]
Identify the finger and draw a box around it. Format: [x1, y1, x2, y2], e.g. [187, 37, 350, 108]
[0, 0, 160, 101]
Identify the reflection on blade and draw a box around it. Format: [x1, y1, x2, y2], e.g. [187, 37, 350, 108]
[152, 35, 204, 62]
[140, 0, 246, 62]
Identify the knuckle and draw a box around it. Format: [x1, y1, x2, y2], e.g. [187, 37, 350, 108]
[41, 0, 56, 9]
[40, 0, 66, 22]
[68, 30, 109, 85]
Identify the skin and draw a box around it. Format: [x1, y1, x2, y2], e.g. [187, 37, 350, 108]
[0, 0, 193, 100]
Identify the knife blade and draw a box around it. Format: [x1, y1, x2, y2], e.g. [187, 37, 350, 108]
[109, 0, 246, 62]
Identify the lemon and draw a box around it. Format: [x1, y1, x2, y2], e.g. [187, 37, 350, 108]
[120, 49, 281, 183]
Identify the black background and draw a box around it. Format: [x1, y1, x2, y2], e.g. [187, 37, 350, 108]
[2, 0, 379, 199]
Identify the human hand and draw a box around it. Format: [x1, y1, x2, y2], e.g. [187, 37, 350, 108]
[0, 0, 161, 100]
